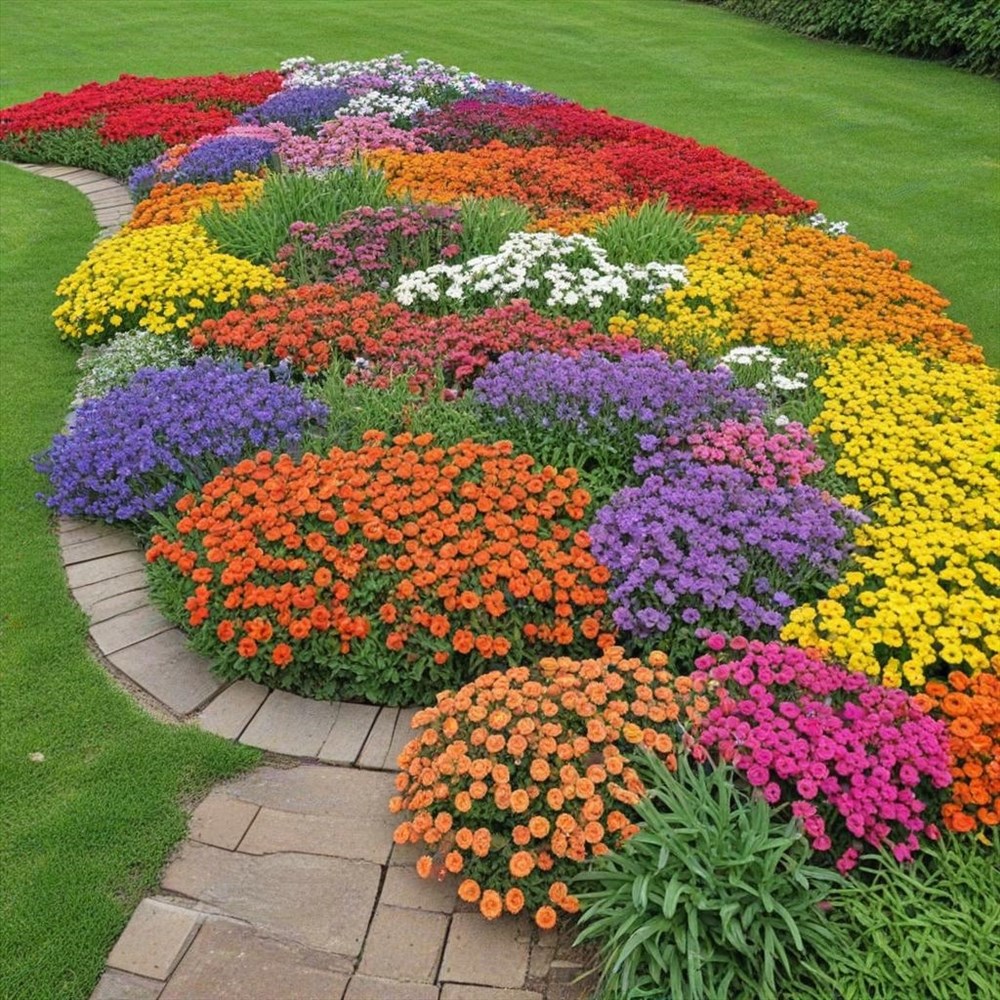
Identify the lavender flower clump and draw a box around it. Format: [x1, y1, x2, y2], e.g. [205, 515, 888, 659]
[473, 83, 567, 106]
[172, 136, 277, 185]
[34, 359, 327, 523]
[239, 86, 350, 133]
[589, 443, 864, 652]
[471, 350, 765, 497]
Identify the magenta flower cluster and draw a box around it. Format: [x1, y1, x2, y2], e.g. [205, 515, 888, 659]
[278, 114, 430, 172]
[275, 204, 462, 289]
[691, 635, 952, 873]
[681, 418, 825, 490]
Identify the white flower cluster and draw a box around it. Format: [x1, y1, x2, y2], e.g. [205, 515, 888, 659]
[74, 329, 195, 402]
[716, 345, 813, 393]
[333, 92, 433, 123]
[393, 231, 687, 316]
[278, 54, 487, 96]
[807, 212, 849, 237]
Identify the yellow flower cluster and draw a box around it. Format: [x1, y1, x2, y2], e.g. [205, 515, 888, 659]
[123, 174, 263, 230]
[782, 344, 1000, 689]
[53, 222, 284, 339]
[611, 216, 984, 364]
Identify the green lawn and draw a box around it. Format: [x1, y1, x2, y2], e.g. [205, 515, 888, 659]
[0, 2, 997, 997]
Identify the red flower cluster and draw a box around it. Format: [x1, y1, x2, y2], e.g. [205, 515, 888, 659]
[412, 101, 815, 216]
[0, 71, 282, 143]
[189, 286, 652, 387]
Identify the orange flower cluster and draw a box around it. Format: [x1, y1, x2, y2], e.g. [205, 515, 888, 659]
[124, 174, 263, 230]
[146, 432, 614, 704]
[915, 671, 1000, 836]
[392, 648, 711, 927]
[632, 216, 983, 363]
[366, 141, 630, 221]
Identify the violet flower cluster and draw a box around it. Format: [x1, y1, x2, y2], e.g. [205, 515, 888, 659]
[239, 86, 350, 133]
[276, 204, 462, 289]
[277, 114, 430, 172]
[690, 635, 952, 872]
[129, 136, 277, 195]
[34, 359, 327, 523]
[589, 441, 861, 646]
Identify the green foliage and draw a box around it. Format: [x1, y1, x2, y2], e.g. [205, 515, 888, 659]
[456, 196, 533, 259]
[788, 835, 1000, 1000]
[197, 163, 391, 263]
[74, 328, 195, 400]
[0, 127, 167, 179]
[306, 367, 491, 453]
[574, 751, 841, 1000]
[592, 197, 709, 265]
[695, 1, 1000, 76]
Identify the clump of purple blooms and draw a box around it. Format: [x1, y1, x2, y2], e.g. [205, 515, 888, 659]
[690, 634, 952, 872]
[239, 86, 350, 133]
[34, 359, 327, 523]
[278, 115, 431, 172]
[129, 135, 277, 197]
[275, 204, 462, 289]
[589, 433, 862, 646]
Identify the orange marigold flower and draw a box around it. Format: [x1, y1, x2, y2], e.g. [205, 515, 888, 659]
[535, 905, 558, 931]
[458, 878, 481, 902]
[480, 889, 503, 920]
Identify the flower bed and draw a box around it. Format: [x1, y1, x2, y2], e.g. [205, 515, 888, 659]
[8, 50, 998, 996]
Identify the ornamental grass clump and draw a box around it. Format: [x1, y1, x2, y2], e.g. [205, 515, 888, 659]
[392, 230, 686, 326]
[915, 671, 1000, 836]
[691, 634, 953, 872]
[146, 432, 615, 703]
[392, 648, 713, 929]
[573, 752, 841, 1000]
[470, 351, 765, 501]
[275, 204, 462, 289]
[590, 437, 861, 653]
[52, 222, 284, 340]
[35, 358, 327, 523]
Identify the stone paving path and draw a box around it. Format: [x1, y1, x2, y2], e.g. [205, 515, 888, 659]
[13, 163, 596, 1000]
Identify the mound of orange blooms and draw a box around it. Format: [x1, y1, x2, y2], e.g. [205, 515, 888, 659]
[915, 671, 1000, 836]
[146, 432, 614, 704]
[619, 216, 983, 364]
[391, 648, 711, 928]
[124, 174, 263, 230]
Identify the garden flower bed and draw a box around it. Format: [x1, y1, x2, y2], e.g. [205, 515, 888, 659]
[4, 52, 998, 999]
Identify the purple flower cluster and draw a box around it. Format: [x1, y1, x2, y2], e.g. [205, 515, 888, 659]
[690, 635, 952, 871]
[171, 136, 276, 184]
[472, 83, 567, 106]
[589, 448, 860, 644]
[276, 205, 462, 289]
[278, 115, 430, 172]
[34, 359, 327, 523]
[239, 86, 350, 133]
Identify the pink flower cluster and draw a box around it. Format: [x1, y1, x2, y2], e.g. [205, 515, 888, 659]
[692, 634, 952, 872]
[682, 418, 826, 489]
[277, 114, 430, 171]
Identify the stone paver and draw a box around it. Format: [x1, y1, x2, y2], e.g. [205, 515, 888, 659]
[90, 969, 164, 1000]
[73, 569, 149, 617]
[90, 604, 173, 654]
[106, 898, 201, 980]
[358, 904, 449, 982]
[358, 706, 418, 770]
[58, 518, 123, 542]
[66, 549, 147, 589]
[440, 913, 531, 989]
[108, 629, 227, 715]
[84, 585, 153, 626]
[440, 988, 543, 1000]
[239, 690, 339, 755]
[60, 530, 138, 564]
[188, 792, 259, 850]
[317, 701, 380, 764]
[161, 842, 380, 957]
[381, 863, 457, 914]
[345, 976, 440, 1000]
[194, 680, 269, 740]
[160, 921, 351, 1000]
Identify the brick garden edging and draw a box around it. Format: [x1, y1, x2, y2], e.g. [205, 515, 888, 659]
[14, 162, 596, 1000]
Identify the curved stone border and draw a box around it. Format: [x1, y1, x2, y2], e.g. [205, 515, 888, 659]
[15, 161, 594, 1000]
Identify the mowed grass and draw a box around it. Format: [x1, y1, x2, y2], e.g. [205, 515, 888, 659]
[0, 166, 260, 999]
[0, 3, 997, 997]
[1, 0, 997, 361]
